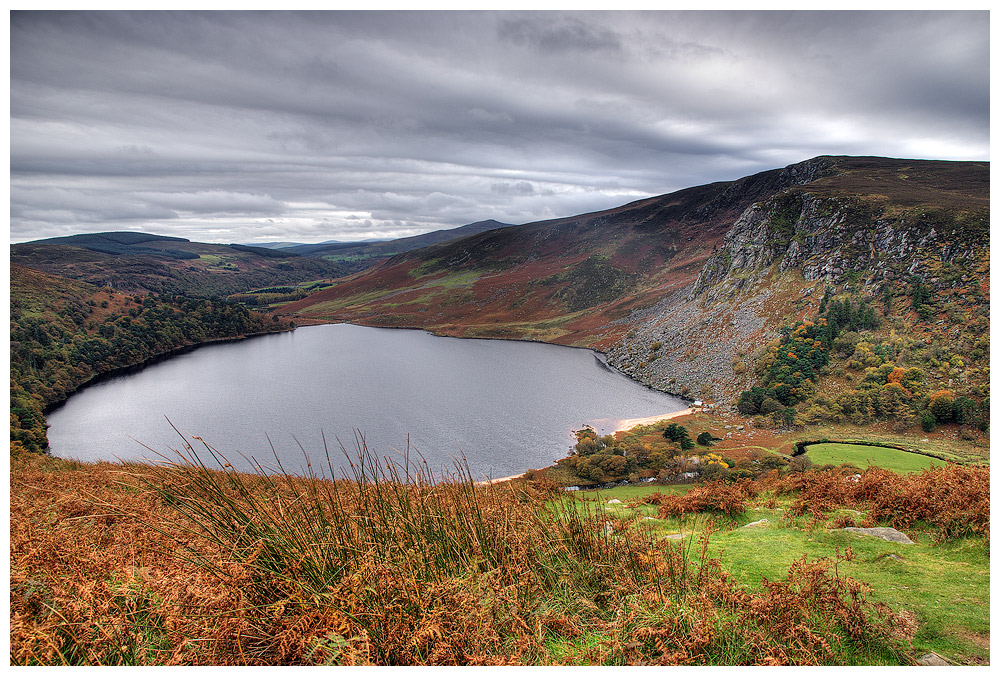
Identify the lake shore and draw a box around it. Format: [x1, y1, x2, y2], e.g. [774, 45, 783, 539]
[475, 473, 527, 486]
[613, 408, 694, 433]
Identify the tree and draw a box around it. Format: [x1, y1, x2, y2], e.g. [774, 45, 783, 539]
[921, 412, 937, 432]
[696, 431, 716, 447]
[663, 423, 695, 451]
[928, 390, 955, 423]
[780, 407, 797, 428]
[953, 396, 978, 425]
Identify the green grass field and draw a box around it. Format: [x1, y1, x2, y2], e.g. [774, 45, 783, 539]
[804, 443, 945, 473]
[574, 482, 989, 665]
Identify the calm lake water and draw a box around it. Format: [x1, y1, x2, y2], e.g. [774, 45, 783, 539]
[48, 324, 686, 480]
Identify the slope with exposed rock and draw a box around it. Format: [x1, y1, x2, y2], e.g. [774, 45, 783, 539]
[284, 156, 989, 408]
[609, 157, 989, 404]
[282, 158, 831, 347]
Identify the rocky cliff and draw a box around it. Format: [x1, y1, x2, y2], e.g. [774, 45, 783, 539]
[607, 157, 989, 405]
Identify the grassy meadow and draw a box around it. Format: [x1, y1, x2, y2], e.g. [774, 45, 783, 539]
[804, 442, 946, 473]
[9, 434, 989, 666]
[588, 480, 989, 664]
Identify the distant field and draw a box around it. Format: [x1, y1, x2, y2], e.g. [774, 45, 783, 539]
[805, 442, 945, 474]
[577, 483, 692, 502]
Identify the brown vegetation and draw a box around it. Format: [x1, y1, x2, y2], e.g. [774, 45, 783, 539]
[776, 464, 990, 539]
[10, 441, 922, 666]
[639, 463, 989, 541]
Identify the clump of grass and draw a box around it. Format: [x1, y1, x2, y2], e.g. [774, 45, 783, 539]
[642, 479, 761, 517]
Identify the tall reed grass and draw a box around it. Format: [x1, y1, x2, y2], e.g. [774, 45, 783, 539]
[11, 434, 921, 665]
[119, 432, 915, 665]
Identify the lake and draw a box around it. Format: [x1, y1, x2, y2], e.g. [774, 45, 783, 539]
[47, 323, 687, 480]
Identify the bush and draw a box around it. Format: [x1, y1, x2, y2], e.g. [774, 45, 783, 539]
[921, 412, 936, 432]
[760, 397, 784, 415]
[928, 390, 955, 423]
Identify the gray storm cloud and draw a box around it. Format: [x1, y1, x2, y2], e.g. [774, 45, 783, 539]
[9, 10, 989, 244]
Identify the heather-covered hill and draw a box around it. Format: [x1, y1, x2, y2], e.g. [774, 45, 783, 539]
[11, 233, 347, 297]
[281, 158, 833, 347]
[286, 157, 989, 362]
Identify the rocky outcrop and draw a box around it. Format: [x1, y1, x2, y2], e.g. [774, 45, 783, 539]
[606, 281, 773, 404]
[693, 190, 986, 300]
[607, 158, 988, 407]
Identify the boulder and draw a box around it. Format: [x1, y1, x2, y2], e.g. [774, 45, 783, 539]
[916, 652, 950, 666]
[840, 527, 914, 544]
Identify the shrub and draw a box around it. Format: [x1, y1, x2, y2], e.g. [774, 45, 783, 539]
[760, 397, 784, 415]
[928, 390, 955, 423]
[953, 396, 978, 425]
[644, 479, 758, 517]
[920, 413, 936, 432]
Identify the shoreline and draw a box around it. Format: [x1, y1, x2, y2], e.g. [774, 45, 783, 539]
[613, 408, 694, 433]
[476, 409, 697, 488]
[41, 327, 294, 416]
[474, 473, 527, 486]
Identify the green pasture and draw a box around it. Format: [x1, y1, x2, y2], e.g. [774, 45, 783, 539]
[804, 442, 945, 473]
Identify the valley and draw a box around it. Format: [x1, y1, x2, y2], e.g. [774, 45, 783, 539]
[9, 155, 989, 666]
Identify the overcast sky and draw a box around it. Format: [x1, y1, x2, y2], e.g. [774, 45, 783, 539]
[10, 10, 990, 244]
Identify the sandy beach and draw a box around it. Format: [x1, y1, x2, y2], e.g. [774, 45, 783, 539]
[613, 407, 694, 433]
[474, 408, 696, 485]
[474, 473, 526, 486]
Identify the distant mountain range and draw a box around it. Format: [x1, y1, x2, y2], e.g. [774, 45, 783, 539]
[10, 156, 988, 406]
[242, 238, 391, 250]
[276, 219, 515, 260]
[13, 219, 518, 295]
[11, 232, 343, 297]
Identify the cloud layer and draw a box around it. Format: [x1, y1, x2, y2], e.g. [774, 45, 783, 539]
[10, 10, 989, 244]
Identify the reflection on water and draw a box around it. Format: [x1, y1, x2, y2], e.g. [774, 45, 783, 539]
[48, 324, 686, 479]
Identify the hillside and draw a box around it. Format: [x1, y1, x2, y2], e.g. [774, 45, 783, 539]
[11, 233, 347, 297]
[281, 159, 834, 347]
[282, 157, 989, 407]
[9, 264, 293, 452]
[284, 219, 516, 263]
[610, 157, 989, 409]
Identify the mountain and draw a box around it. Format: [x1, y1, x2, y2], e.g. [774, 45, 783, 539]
[281, 156, 989, 406]
[282, 219, 516, 263]
[11, 232, 347, 297]
[238, 241, 308, 249]
[17, 231, 199, 258]
[280, 158, 837, 344]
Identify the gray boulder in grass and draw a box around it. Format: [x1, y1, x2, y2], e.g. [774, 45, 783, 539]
[840, 526, 914, 544]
